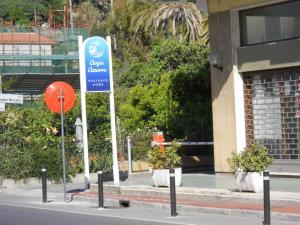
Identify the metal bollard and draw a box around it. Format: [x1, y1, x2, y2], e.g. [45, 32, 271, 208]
[98, 171, 104, 208]
[169, 168, 177, 217]
[263, 170, 271, 225]
[127, 136, 132, 175]
[41, 165, 47, 203]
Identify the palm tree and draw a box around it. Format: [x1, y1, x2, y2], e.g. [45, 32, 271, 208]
[133, 1, 208, 43]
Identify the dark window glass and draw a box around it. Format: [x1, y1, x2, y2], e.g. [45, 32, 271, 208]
[240, 1, 300, 45]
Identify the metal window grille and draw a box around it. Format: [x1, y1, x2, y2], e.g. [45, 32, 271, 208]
[244, 68, 300, 160]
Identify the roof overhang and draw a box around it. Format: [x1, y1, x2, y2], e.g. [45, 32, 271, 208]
[207, 0, 284, 13]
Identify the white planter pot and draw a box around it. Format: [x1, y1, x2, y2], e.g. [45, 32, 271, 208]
[151, 168, 182, 187]
[235, 171, 263, 193]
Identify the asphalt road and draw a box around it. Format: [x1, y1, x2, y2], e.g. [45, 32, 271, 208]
[0, 205, 180, 225]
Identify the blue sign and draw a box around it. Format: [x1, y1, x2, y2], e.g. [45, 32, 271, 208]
[83, 37, 111, 92]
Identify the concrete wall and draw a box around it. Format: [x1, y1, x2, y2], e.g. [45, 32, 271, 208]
[238, 39, 300, 72]
[208, 0, 285, 13]
[209, 11, 237, 172]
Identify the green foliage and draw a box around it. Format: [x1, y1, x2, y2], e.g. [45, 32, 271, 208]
[64, 92, 115, 173]
[99, 151, 113, 173]
[151, 39, 209, 71]
[228, 143, 273, 172]
[109, 0, 208, 43]
[78, 1, 103, 35]
[130, 129, 152, 161]
[0, 99, 78, 181]
[117, 39, 212, 141]
[0, 0, 212, 177]
[119, 61, 162, 87]
[0, 0, 63, 24]
[0, 92, 115, 180]
[28, 146, 64, 182]
[0, 146, 33, 180]
[147, 141, 182, 169]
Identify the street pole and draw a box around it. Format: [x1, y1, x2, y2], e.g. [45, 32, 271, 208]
[59, 88, 67, 202]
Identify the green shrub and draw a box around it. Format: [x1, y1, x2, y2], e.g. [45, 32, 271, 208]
[147, 141, 182, 169]
[29, 146, 66, 182]
[99, 151, 113, 173]
[0, 147, 33, 180]
[130, 129, 152, 161]
[228, 143, 273, 172]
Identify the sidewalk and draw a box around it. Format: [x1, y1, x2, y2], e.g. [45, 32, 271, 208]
[75, 172, 300, 221]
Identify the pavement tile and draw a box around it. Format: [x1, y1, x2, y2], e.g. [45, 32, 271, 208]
[77, 190, 300, 215]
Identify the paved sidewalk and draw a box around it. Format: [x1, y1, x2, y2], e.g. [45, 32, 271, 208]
[78, 189, 300, 214]
[71, 172, 300, 221]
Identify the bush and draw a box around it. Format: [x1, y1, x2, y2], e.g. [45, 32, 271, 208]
[0, 101, 79, 182]
[28, 146, 66, 182]
[0, 147, 33, 180]
[228, 143, 273, 172]
[130, 129, 152, 161]
[147, 141, 182, 169]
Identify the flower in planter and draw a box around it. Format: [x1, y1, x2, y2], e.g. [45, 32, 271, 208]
[228, 143, 273, 172]
[228, 143, 273, 192]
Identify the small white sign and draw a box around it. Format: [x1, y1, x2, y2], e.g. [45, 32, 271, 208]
[0, 103, 5, 112]
[0, 94, 23, 104]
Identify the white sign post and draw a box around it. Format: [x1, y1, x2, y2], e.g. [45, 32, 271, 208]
[79, 35, 120, 185]
[107, 36, 120, 184]
[0, 103, 5, 112]
[78, 36, 90, 190]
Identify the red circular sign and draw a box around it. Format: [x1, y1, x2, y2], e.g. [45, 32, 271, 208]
[44, 82, 76, 113]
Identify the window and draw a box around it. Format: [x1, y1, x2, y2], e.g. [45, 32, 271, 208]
[240, 1, 300, 45]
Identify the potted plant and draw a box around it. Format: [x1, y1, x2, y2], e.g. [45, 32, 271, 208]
[227, 143, 273, 192]
[147, 141, 182, 187]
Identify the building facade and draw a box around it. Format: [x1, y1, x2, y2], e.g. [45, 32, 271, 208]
[0, 26, 88, 94]
[206, 0, 300, 173]
[0, 33, 55, 67]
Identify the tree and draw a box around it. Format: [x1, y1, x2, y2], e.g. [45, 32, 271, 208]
[133, 1, 208, 42]
[117, 39, 211, 141]
[0, 0, 64, 24]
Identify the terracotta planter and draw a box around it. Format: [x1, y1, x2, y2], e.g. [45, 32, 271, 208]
[151, 168, 182, 187]
[235, 171, 263, 193]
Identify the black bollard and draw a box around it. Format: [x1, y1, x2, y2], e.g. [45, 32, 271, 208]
[169, 168, 177, 217]
[41, 165, 47, 203]
[98, 170, 104, 208]
[263, 170, 271, 225]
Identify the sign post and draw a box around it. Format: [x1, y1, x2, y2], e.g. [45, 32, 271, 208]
[79, 35, 120, 184]
[107, 36, 120, 184]
[78, 36, 90, 190]
[0, 103, 5, 112]
[44, 81, 76, 202]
